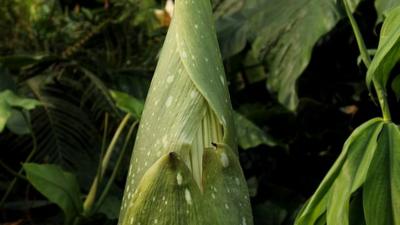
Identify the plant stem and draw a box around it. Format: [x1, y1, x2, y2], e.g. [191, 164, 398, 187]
[0, 160, 27, 181]
[0, 112, 37, 207]
[92, 121, 138, 214]
[373, 81, 392, 121]
[82, 114, 131, 216]
[343, 0, 371, 67]
[342, 0, 391, 121]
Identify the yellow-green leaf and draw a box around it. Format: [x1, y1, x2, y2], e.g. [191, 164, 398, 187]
[366, 6, 400, 90]
[363, 122, 400, 225]
[295, 118, 384, 225]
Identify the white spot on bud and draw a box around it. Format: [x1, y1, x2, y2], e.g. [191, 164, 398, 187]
[162, 135, 168, 147]
[220, 75, 225, 85]
[185, 189, 192, 205]
[165, 96, 173, 107]
[220, 152, 229, 167]
[190, 91, 197, 99]
[235, 177, 240, 185]
[225, 203, 230, 209]
[182, 51, 187, 58]
[177, 173, 183, 185]
[166, 75, 174, 83]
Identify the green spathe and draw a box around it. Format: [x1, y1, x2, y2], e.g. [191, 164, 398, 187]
[117, 0, 253, 224]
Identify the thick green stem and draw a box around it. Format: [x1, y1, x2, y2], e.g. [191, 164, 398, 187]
[373, 81, 392, 121]
[82, 114, 131, 216]
[342, 0, 391, 121]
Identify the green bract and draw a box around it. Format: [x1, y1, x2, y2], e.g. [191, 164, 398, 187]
[117, 0, 253, 224]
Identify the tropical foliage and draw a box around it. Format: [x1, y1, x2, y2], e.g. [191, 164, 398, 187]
[0, 0, 400, 225]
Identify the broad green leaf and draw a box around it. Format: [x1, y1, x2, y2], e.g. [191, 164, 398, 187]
[0, 89, 41, 132]
[234, 112, 278, 149]
[326, 120, 384, 225]
[363, 123, 400, 225]
[366, 6, 400, 90]
[23, 163, 83, 224]
[217, 0, 362, 110]
[295, 118, 384, 225]
[375, 0, 400, 23]
[118, 0, 253, 224]
[110, 90, 144, 120]
[6, 109, 31, 135]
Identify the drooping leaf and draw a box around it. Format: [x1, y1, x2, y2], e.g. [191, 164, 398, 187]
[234, 112, 278, 149]
[6, 109, 31, 135]
[375, 0, 400, 23]
[110, 90, 144, 120]
[118, 0, 253, 224]
[326, 119, 384, 225]
[0, 89, 41, 132]
[366, 6, 400, 90]
[217, 0, 362, 110]
[363, 122, 400, 225]
[23, 163, 82, 224]
[295, 118, 384, 225]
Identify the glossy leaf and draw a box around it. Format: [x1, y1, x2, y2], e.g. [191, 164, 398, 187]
[375, 0, 400, 23]
[0, 89, 41, 132]
[366, 6, 400, 90]
[118, 0, 252, 224]
[6, 109, 31, 135]
[217, 0, 361, 110]
[110, 90, 144, 120]
[363, 122, 400, 225]
[326, 119, 384, 225]
[295, 118, 384, 225]
[23, 163, 82, 224]
[234, 112, 278, 149]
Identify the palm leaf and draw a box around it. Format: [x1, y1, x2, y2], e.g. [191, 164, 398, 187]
[25, 77, 101, 184]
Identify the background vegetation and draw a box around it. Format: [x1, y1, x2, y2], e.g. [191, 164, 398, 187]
[0, 0, 399, 224]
